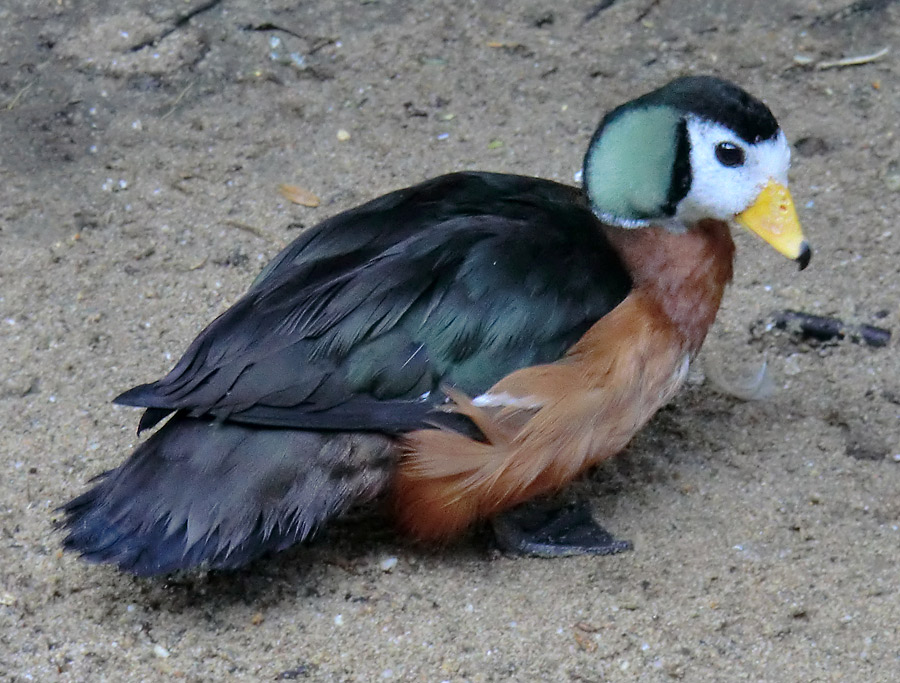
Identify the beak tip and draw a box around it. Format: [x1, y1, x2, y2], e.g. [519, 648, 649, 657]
[796, 242, 812, 271]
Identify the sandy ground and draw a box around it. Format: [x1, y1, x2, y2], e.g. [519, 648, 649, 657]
[2, 0, 899, 680]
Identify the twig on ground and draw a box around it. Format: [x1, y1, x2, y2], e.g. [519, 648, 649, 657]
[224, 220, 283, 246]
[767, 309, 891, 347]
[817, 47, 890, 69]
[161, 82, 195, 120]
[5, 82, 33, 110]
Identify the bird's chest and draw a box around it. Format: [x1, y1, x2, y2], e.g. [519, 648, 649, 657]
[564, 304, 694, 466]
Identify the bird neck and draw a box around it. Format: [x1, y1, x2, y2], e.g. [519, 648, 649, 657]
[604, 220, 736, 352]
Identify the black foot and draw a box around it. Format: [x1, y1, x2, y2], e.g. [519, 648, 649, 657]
[491, 499, 632, 558]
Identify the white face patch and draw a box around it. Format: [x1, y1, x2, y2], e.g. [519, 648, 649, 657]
[674, 116, 791, 227]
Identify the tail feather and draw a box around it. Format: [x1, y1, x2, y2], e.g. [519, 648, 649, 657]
[61, 415, 395, 575]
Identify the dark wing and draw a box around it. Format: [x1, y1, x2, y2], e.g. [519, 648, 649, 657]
[116, 172, 631, 433]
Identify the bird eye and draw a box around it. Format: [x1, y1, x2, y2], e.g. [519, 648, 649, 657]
[715, 142, 745, 167]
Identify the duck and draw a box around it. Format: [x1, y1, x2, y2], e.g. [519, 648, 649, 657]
[61, 76, 810, 576]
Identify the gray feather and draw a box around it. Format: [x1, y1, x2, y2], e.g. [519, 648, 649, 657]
[61, 415, 395, 575]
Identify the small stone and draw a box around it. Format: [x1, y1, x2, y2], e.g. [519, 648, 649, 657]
[783, 354, 803, 376]
[528, 10, 554, 28]
[380, 556, 398, 572]
[336, 129, 351, 142]
[789, 603, 808, 619]
[153, 644, 170, 658]
[1, 375, 37, 398]
[279, 184, 320, 207]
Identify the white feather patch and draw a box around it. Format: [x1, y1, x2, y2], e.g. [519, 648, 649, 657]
[470, 391, 545, 409]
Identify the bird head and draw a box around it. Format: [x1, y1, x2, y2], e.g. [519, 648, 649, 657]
[582, 76, 810, 270]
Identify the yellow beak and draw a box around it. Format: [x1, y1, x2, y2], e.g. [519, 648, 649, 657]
[735, 180, 811, 270]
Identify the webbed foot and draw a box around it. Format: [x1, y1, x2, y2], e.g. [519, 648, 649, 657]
[491, 499, 632, 557]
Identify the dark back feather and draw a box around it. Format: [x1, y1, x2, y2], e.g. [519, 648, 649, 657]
[116, 172, 632, 433]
